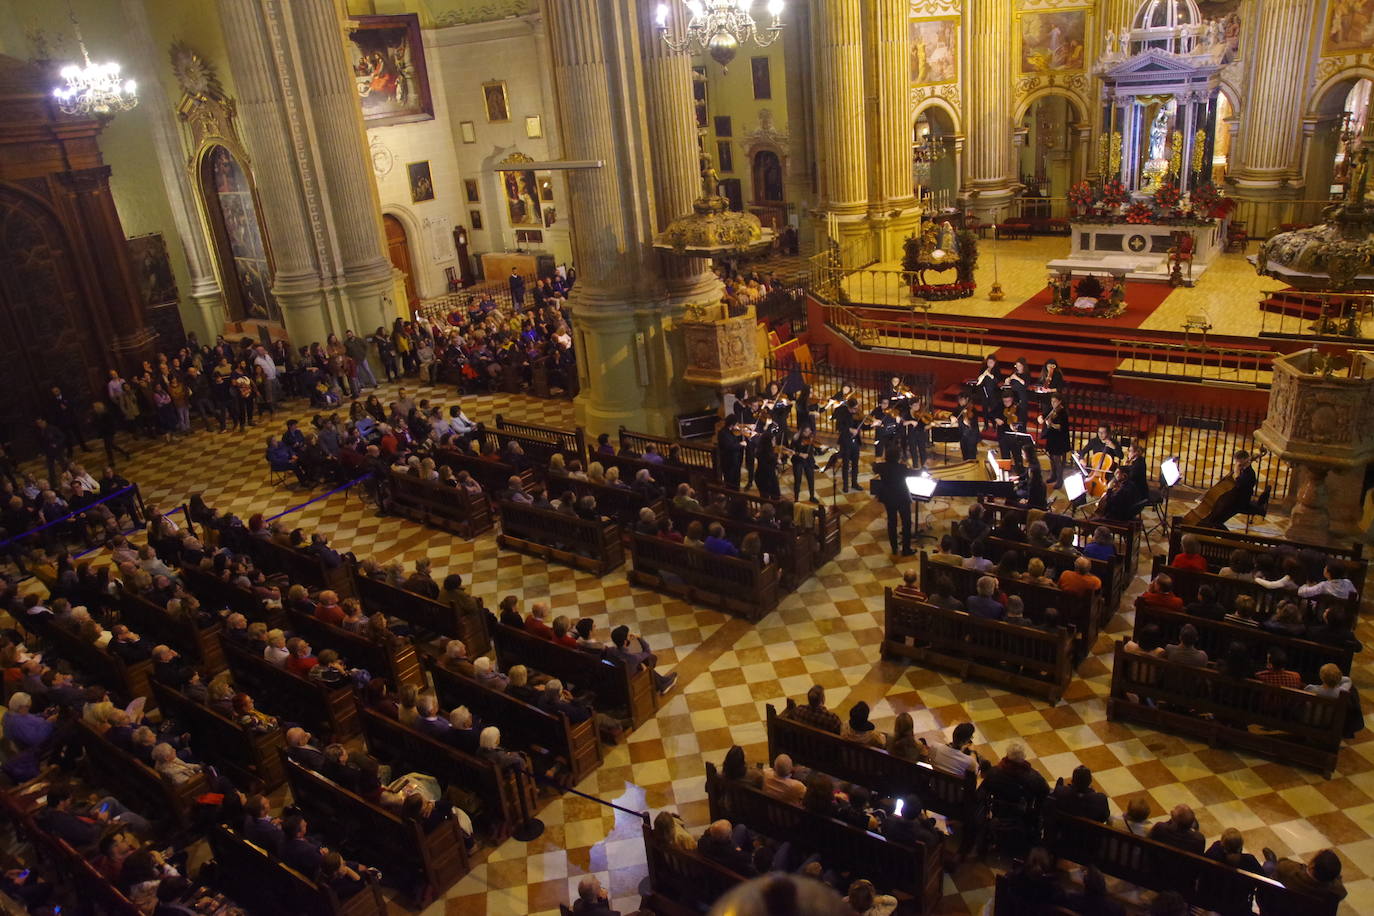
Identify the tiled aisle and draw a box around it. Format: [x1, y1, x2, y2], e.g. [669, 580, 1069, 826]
[24, 382, 1372, 916]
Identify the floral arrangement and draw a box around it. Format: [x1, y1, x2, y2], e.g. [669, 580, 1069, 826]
[911, 281, 976, 301]
[1069, 181, 1096, 213]
[1187, 182, 1233, 219]
[1100, 177, 1128, 206]
[1124, 201, 1155, 224]
[1154, 182, 1181, 210]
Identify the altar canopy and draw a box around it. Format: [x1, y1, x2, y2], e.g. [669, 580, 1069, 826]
[1095, 0, 1237, 195]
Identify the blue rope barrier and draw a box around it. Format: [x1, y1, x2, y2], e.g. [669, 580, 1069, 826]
[265, 474, 374, 523]
[0, 485, 142, 551]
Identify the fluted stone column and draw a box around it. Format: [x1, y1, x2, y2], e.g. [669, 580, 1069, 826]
[1229, 0, 1319, 232]
[544, 0, 691, 435]
[637, 0, 720, 307]
[216, 0, 334, 344]
[123, 0, 223, 341]
[782, 0, 816, 252]
[870, 0, 919, 261]
[288, 0, 394, 333]
[813, 0, 869, 248]
[963, 0, 1015, 220]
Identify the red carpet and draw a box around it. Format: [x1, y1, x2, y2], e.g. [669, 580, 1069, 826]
[999, 281, 1175, 329]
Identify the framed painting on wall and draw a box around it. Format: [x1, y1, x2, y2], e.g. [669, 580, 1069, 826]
[503, 169, 542, 226]
[1019, 9, 1087, 74]
[127, 233, 180, 308]
[909, 18, 958, 85]
[408, 161, 435, 203]
[470, 210, 483, 230]
[525, 115, 543, 138]
[464, 179, 480, 202]
[1325, 0, 1374, 55]
[483, 80, 510, 122]
[347, 14, 434, 127]
[459, 120, 476, 143]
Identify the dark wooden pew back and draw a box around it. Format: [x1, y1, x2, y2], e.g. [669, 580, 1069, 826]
[618, 426, 720, 478]
[1132, 604, 1354, 682]
[221, 637, 360, 741]
[1148, 556, 1359, 624]
[285, 608, 425, 692]
[641, 818, 743, 911]
[350, 570, 491, 656]
[151, 680, 286, 789]
[208, 824, 388, 916]
[75, 719, 204, 827]
[22, 613, 153, 708]
[113, 587, 226, 674]
[496, 500, 625, 576]
[702, 483, 841, 563]
[387, 471, 494, 538]
[628, 533, 780, 622]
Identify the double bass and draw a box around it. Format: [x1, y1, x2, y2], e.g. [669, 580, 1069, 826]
[1084, 450, 1116, 499]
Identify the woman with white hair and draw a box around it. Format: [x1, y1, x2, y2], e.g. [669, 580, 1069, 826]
[3, 692, 54, 750]
[473, 655, 508, 691]
[477, 726, 527, 772]
[152, 742, 203, 785]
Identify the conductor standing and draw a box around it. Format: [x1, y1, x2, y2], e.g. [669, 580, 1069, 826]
[874, 445, 913, 557]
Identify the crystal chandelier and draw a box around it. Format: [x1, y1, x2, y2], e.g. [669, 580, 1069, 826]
[656, 0, 785, 69]
[51, 5, 138, 116]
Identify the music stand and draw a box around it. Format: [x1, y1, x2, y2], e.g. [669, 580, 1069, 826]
[1144, 456, 1180, 545]
[906, 473, 939, 544]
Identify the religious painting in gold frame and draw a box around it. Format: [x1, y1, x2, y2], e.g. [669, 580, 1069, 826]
[482, 80, 510, 122]
[1324, 0, 1374, 55]
[1018, 8, 1088, 75]
[909, 17, 958, 86]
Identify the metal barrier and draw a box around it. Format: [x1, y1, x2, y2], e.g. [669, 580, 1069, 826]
[1111, 338, 1275, 387]
[1257, 290, 1374, 341]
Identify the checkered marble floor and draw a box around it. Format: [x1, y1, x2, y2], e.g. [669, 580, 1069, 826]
[22, 380, 1372, 916]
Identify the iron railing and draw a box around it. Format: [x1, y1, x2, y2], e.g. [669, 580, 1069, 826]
[1111, 338, 1275, 388]
[1256, 290, 1374, 341]
[822, 302, 986, 361]
[761, 357, 933, 422]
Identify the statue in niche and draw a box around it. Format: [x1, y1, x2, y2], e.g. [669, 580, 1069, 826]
[938, 220, 959, 257]
[1149, 109, 1170, 162]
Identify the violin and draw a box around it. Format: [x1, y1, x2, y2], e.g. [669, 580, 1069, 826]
[1001, 405, 1020, 429]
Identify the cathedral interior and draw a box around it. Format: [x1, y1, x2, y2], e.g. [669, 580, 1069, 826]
[2, 0, 1374, 914]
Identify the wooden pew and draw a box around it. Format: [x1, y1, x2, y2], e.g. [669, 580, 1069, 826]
[971, 501, 1140, 577]
[358, 706, 524, 842]
[1043, 811, 1339, 916]
[881, 589, 1077, 702]
[21, 613, 154, 708]
[113, 588, 226, 674]
[618, 426, 720, 480]
[285, 608, 425, 692]
[1106, 641, 1346, 777]
[702, 483, 842, 564]
[495, 499, 625, 575]
[1147, 556, 1359, 624]
[179, 565, 287, 630]
[482, 415, 586, 466]
[435, 447, 534, 496]
[208, 824, 388, 916]
[991, 874, 1079, 916]
[490, 621, 655, 728]
[599, 452, 700, 499]
[17, 818, 142, 915]
[550, 475, 667, 530]
[245, 537, 356, 597]
[963, 534, 1123, 621]
[641, 816, 744, 912]
[281, 754, 470, 901]
[705, 762, 944, 913]
[151, 680, 286, 790]
[628, 533, 780, 622]
[221, 638, 360, 741]
[668, 506, 814, 591]
[351, 569, 491, 656]
[425, 658, 601, 785]
[75, 719, 205, 827]
[387, 471, 494, 538]
[1132, 604, 1355, 682]
[919, 553, 1100, 660]
[764, 703, 979, 842]
[1168, 522, 1366, 590]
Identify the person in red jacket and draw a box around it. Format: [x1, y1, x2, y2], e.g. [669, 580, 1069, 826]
[1169, 533, 1208, 572]
[523, 602, 555, 640]
[285, 638, 320, 676]
[1134, 574, 1184, 613]
[314, 590, 346, 627]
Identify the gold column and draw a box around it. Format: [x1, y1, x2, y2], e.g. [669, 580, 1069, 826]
[544, 0, 694, 436]
[813, 0, 869, 248]
[963, 0, 1015, 220]
[1228, 0, 1320, 232]
[870, 0, 920, 261]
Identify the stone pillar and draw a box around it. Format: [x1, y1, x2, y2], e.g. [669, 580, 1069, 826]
[1091, 0, 1135, 181]
[288, 0, 395, 334]
[637, 0, 720, 307]
[216, 0, 332, 344]
[544, 0, 693, 435]
[1228, 0, 1319, 233]
[870, 0, 919, 261]
[123, 0, 223, 342]
[782, 0, 816, 252]
[963, 0, 1015, 220]
[812, 0, 869, 248]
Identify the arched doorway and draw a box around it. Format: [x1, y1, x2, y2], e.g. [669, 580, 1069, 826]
[1305, 77, 1372, 210]
[749, 149, 786, 231]
[913, 107, 957, 209]
[1019, 95, 1083, 201]
[383, 214, 419, 310]
[199, 145, 281, 324]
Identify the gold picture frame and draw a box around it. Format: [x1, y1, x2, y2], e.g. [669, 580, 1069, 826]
[482, 80, 510, 122]
[459, 120, 476, 143]
[909, 17, 959, 86]
[1017, 7, 1090, 76]
[525, 115, 543, 139]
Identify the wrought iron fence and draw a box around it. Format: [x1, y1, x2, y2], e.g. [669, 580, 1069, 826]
[1256, 290, 1374, 341]
[761, 357, 934, 422]
[1111, 338, 1274, 387]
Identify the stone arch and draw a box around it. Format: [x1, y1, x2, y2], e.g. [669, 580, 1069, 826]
[912, 96, 962, 136]
[1308, 66, 1374, 119]
[380, 203, 431, 301]
[1013, 87, 1086, 125]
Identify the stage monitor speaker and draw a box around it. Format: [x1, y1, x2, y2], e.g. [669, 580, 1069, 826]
[677, 411, 720, 440]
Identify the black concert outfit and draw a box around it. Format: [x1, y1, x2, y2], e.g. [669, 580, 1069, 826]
[834, 402, 862, 492]
[789, 433, 818, 502]
[874, 455, 912, 555]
